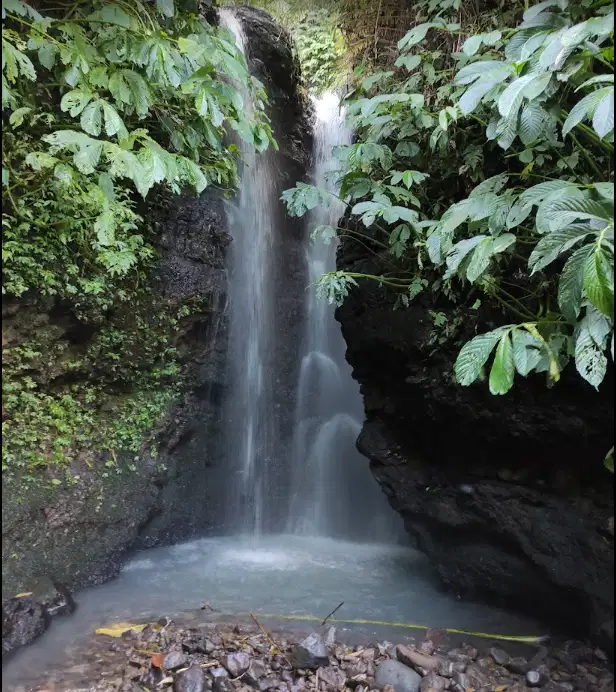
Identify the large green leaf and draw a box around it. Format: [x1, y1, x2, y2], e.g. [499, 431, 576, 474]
[512, 328, 543, 376]
[444, 236, 486, 278]
[575, 314, 608, 388]
[563, 87, 612, 137]
[592, 91, 615, 139]
[60, 88, 94, 117]
[584, 248, 615, 319]
[489, 331, 515, 395]
[558, 245, 593, 322]
[454, 326, 512, 386]
[80, 100, 102, 136]
[529, 225, 594, 274]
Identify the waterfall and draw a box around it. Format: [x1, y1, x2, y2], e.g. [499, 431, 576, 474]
[219, 10, 401, 542]
[219, 9, 280, 535]
[287, 93, 402, 541]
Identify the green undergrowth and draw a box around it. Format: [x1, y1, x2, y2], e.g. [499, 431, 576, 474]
[2, 0, 274, 478]
[2, 293, 209, 479]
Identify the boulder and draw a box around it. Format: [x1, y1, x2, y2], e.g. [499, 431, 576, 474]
[2, 596, 47, 658]
[292, 633, 330, 670]
[375, 659, 422, 692]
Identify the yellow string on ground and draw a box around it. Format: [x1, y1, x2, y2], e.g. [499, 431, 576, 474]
[237, 612, 548, 644]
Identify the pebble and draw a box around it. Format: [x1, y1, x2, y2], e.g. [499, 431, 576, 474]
[292, 633, 329, 670]
[173, 664, 205, 692]
[317, 665, 347, 688]
[223, 651, 251, 677]
[526, 670, 548, 687]
[505, 657, 529, 675]
[164, 650, 189, 670]
[375, 659, 422, 692]
[490, 648, 511, 667]
[420, 672, 450, 692]
[396, 645, 442, 672]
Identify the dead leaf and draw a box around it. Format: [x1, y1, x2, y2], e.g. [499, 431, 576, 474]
[151, 652, 165, 669]
[95, 622, 148, 638]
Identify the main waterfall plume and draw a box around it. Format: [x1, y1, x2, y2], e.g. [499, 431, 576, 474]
[220, 10, 400, 542]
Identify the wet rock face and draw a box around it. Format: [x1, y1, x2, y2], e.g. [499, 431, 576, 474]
[2, 596, 47, 658]
[335, 238, 614, 646]
[232, 5, 312, 172]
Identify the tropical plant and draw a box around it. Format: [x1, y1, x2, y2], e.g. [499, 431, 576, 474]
[2, 0, 275, 474]
[2, 0, 274, 301]
[282, 0, 614, 396]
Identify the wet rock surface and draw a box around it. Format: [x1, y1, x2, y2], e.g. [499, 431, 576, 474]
[1, 597, 47, 659]
[335, 236, 614, 646]
[3, 614, 613, 692]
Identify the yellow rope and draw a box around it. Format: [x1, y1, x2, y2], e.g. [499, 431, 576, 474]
[237, 612, 548, 644]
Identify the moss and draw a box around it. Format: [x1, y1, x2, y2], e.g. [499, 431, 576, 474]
[1, 291, 207, 478]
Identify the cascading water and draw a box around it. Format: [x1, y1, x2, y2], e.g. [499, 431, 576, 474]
[287, 93, 402, 541]
[219, 9, 281, 535]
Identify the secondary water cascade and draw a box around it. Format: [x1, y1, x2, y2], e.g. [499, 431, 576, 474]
[287, 93, 402, 541]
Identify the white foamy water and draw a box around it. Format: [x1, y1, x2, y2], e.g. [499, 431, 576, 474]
[286, 92, 403, 541]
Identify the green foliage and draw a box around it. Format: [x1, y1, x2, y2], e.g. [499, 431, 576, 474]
[2, 0, 274, 475]
[282, 0, 614, 398]
[2, 0, 273, 301]
[2, 295, 205, 474]
[292, 9, 346, 93]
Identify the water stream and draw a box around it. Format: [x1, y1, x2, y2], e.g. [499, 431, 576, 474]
[219, 9, 280, 535]
[286, 92, 402, 541]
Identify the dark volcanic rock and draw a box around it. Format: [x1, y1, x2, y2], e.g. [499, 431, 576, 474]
[335, 236, 614, 646]
[174, 663, 206, 692]
[30, 576, 75, 617]
[2, 596, 47, 658]
[292, 633, 330, 670]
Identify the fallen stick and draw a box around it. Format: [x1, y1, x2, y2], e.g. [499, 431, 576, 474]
[249, 612, 293, 669]
[321, 602, 344, 626]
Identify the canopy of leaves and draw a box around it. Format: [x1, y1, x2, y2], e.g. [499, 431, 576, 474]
[282, 0, 614, 408]
[2, 0, 275, 474]
[2, 0, 274, 301]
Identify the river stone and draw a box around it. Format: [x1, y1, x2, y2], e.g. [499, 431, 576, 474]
[292, 633, 329, 669]
[318, 665, 347, 688]
[420, 672, 449, 692]
[527, 670, 549, 687]
[506, 658, 529, 675]
[30, 577, 76, 617]
[223, 651, 251, 677]
[375, 660, 422, 692]
[213, 679, 234, 692]
[164, 650, 189, 670]
[2, 596, 47, 657]
[489, 648, 510, 667]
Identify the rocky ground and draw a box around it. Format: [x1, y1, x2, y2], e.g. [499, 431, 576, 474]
[3, 613, 613, 692]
